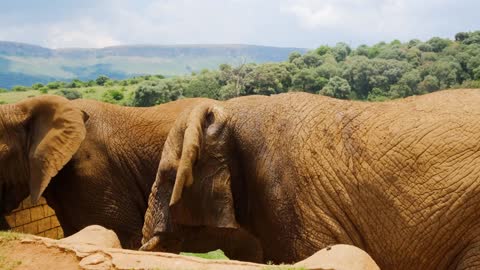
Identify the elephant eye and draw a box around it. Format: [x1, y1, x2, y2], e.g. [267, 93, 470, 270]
[0, 143, 8, 156]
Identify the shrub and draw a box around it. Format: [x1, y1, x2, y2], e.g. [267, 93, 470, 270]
[319, 76, 352, 99]
[86, 80, 96, 87]
[84, 88, 97, 94]
[0, 88, 7, 93]
[105, 80, 115, 87]
[96, 75, 110, 86]
[32, 83, 44, 90]
[101, 89, 124, 104]
[39, 87, 49, 94]
[66, 79, 84, 88]
[12, 85, 28, 92]
[46, 81, 61, 89]
[55, 89, 83, 100]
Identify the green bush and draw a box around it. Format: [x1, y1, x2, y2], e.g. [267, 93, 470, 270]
[32, 83, 44, 90]
[55, 89, 83, 100]
[84, 88, 97, 94]
[66, 79, 84, 88]
[102, 89, 124, 104]
[132, 80, 182, 106]
[96, 75, 110, 86]
[0, 88, 7, 93]
[105, 80, 115, 87]
[12, 85, 28, 92]
[39, 87, 49, 94]
[46, 81, 61, 89]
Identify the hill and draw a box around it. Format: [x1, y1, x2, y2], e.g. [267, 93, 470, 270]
[0, 41, 307, 89]
[1, 30, 480, 106]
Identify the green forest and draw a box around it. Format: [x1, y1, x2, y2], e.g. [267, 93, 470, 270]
[2, 30, 480, 106]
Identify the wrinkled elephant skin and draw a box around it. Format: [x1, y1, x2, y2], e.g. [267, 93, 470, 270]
[143, 89, 480, 269]
[0, 95, 205, 249]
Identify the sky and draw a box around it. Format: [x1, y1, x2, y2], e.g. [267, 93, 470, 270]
[0, 0, 479, 49]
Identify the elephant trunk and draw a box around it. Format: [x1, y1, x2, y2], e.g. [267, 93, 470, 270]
[141, 171, 174, 250]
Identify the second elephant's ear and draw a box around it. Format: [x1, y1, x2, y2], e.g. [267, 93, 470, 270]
[165, 102, 238, 228]
[17, 95, 88, 203]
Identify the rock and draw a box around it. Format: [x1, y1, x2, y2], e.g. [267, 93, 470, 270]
[2, 228, 380, 270]
[79, 252, 113, 270]
[58, 225, 122, 249]
[294, 244, 380, 270]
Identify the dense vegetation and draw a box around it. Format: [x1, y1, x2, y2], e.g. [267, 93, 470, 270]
[1, 31, 480, 106]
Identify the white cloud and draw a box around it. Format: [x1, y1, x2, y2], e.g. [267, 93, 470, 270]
[286, 3, 341, 28]
[45, 19, 121, 48]
[0, 0, 479, 48]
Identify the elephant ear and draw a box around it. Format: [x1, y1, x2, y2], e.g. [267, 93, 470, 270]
[169, 103, 238, 229]
[142, 102, 238, 248]
[17, 95, 88, 203]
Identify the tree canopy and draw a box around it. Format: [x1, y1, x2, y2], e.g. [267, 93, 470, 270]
[8, 30, 480, 107]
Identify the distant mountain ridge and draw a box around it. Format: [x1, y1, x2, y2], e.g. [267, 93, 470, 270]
[0, 41, 307, 88]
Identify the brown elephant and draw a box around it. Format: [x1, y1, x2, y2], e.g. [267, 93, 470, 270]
[0, 95, 206, 249]
[142, 89, 480, 269]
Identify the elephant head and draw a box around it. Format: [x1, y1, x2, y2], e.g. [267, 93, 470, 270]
[0, 95, 88, 214]
[142, 100, 245, 251]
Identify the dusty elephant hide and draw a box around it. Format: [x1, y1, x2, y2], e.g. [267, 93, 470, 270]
[143, 89, 480, 270]
[0, 95, 208, 249]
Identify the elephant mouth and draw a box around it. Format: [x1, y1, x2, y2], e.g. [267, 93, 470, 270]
[0, 181, 19, 215]
[140, 232, 184, 253]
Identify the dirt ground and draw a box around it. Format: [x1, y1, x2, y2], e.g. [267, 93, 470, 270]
[0, 241, 80, 270]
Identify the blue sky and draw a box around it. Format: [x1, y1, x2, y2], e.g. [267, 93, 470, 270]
[0, 0, 479, 49]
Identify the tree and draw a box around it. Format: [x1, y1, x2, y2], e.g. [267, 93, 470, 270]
[417, 43, 433, 52]
[367, 87, 390, 101]
[184, 71, 221, 99]
[342, 56, 375, 98]
[131, 80, 183, 106]
[315, 45, 331, 56]
[427, 37, 452, 52]
[319, 76, 351, 99]
[96, 75, 110, 86]
[244, 63, 292, 95]
[417, 75, 440, 93]
[389, 83, 413, 98]
[398, 70, 422, 93]
[332, 42, 351, 62]
[288, 52, 302, 63]
[292, 69, 326, 93]
[300, 52, 323, 68]
[455, 32, 469, 42]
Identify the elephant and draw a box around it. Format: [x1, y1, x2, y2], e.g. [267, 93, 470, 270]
[142, 89, 480, 269]
[0, 95, 206, 249]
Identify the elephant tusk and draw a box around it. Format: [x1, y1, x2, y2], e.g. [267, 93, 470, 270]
[139, 235, 161, 251]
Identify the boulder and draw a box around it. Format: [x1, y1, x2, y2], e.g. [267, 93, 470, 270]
[58, 225, 122, 249]
[295, 244, 380, 270]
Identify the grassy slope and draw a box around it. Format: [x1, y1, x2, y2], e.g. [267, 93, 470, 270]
[0, 84, 139, 104]
[0, 42, 307, 88]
